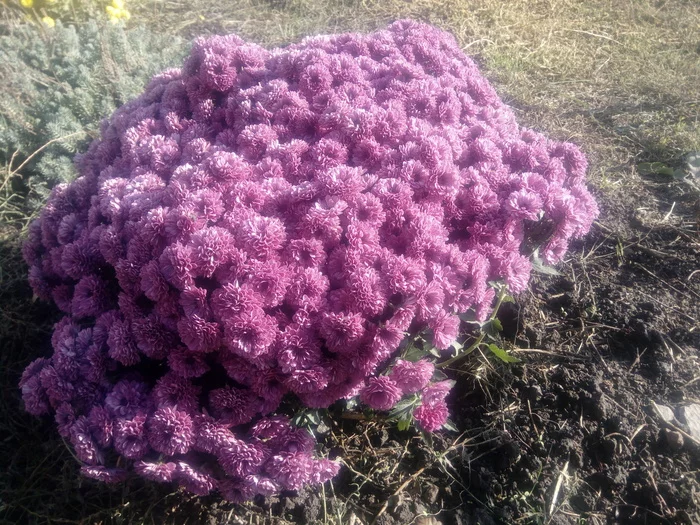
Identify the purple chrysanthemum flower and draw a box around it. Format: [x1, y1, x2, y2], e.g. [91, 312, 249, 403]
[55, 402, 76, 438]
[113, 414, 149, 459]
[192, 413, 237, 453]
[421, 380, 453, 406]
[148, 407, 194, 456]
[414, 400, 449, 432]
[104, 380, 150, 419]
[244, 474, 280, 497]
[222, 308, 277, 358]
[359, 376, 402, 411]
[175, 462, 215, 496]
[218, 478, 255, 503]
[265, 452, 314, 490]
[134, 460, 178, 482]
[72, 275, 109, 319]
[249, 415, 291, 441]
[428, 311, 460, 350]
[209, 385, 259, 426]
[217, 438, 267, 477]
[152, 373, 201, 413]
[20, 358, 50, 416]
[70, 416, 103, 465]
[87, 406, 113, 447]
[167, 345, 210, 379]
[389, 359, 434, 394]
[81, 466, 129, 483]
[311, 458, 341, 484]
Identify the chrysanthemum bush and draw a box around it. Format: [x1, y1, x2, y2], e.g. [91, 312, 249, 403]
[20, 20, 598, 500]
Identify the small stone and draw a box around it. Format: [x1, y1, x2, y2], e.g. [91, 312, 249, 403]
[526, 385, 543, 402]
[600, 437, 617, 462]
[415, 517, 442, 525]
[316, 421, 330, 434]
[663, 429, 684, 451]
[422, 482, 440, 505]
[654, 403, 675, 423]
[669, 389, 685, 402]
[679, 404, 700, 437]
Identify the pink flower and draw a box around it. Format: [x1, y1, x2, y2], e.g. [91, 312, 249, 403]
[209, 385, 259, 426]
[104, 380, 150, 419]
[192, 413, 236, 453]
[113, 414, 149, 459]
[414, 400, 448, 432]
[421, 380, 453, 406]
[148, 407, 194, 455]
[223, 307, 277, 358]
[175, 462, 215, 496]
[429, 311, 460, 350]
[167, 346, 210, 378]
[265, 452, 314, 490]
[81, 466, 128, 483]
[319, 312, 365, 353]
[87, 406, 113, 447]
[134, 460, 177, 482]
[70, 416, 104, 465]
[152, 373, 201, 413]
[359, 376, 402, 411]
[217, 439, 267, 477]
[389, 359, 434, 394]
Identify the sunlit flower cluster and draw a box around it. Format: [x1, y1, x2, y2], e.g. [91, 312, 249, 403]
[17, 0, 130, 25]
[21, 20, 597, 499]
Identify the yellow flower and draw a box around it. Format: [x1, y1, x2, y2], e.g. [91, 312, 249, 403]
[111, 0, 125, 9]
[41, 16, 56, 27]
[106, 5, 131, 23]
[20, 0, 34, 8]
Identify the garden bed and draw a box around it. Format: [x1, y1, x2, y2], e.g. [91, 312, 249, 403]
[1, 1, 698, 524]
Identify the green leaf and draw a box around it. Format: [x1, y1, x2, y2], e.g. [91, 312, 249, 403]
[442, 419, 458, 432]
[531, 256, 561, 276]
[482, 318, 503, 338]
[403, 343, 428, 362]
[487, 344, 521, 363]
[638, 162, 669, 175]
[671, 169, 686, 180]
[431, 369, 449, 382]
[397, 418, 411, 431]
[428, 346, 442, 358]
[501, 294, 515, 304]
[388, 397, 418, 420]
[687, 151, 700, 176]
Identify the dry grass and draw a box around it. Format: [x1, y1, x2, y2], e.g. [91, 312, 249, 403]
[1, 0, 699, 523]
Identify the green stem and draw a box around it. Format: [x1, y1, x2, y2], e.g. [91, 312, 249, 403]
[436, 284, 509, 369]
